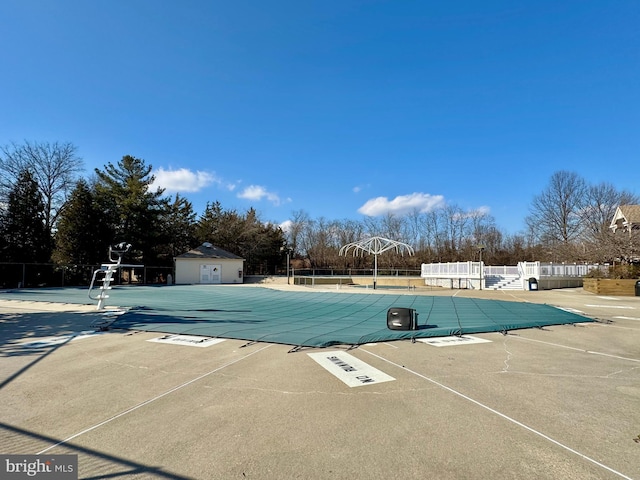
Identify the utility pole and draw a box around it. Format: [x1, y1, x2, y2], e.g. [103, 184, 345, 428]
[478, 245, 485, 290]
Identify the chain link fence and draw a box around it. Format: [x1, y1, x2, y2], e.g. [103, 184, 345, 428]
[0, 263, 174, 289]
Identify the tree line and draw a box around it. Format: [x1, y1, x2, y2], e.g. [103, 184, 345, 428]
[0, 142, 285, 281]
[1, 141, 638, 285]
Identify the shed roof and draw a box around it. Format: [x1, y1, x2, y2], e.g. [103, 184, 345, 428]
[619, 205, 640, 223]
[176, 243, 244, 260]
[610, 205, 640, 232]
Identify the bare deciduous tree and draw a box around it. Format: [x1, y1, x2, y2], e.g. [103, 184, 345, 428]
[440, 203, 468, 259]
[285, 209, 311, 257]
[580, 182, 639, 240]
[525, 170, 587, 248]
[0, 140, 83, 234]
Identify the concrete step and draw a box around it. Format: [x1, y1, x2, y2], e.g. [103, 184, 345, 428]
[485, 276, 523, 290]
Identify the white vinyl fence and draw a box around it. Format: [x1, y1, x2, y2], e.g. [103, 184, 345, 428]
[421, 261, 607, 290]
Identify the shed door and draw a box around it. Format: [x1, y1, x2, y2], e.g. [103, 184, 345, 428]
[200, 264, 221, 284]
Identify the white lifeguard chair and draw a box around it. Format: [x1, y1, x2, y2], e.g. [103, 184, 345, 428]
[88, 242, 143, 312]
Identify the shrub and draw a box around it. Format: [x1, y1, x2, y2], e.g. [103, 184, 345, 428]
[584, 264, 640, 279]
[584, 268, 606, 278]
[606, 264, 640, 279]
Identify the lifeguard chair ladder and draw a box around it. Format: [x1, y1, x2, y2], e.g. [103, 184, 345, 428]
[88, 243, 142, 311]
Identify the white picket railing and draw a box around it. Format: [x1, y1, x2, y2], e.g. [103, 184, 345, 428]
[421, 261, 607, 290]
[420, 261, 481, 277]
[485, 265, 519, 276]
[520, 261, 605, 278]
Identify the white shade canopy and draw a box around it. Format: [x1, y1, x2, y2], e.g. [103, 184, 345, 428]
[339, 236, 414, 289]
[339, 236, 415, 257]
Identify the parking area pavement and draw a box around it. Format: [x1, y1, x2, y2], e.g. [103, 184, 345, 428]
[0, 287, 639, 479]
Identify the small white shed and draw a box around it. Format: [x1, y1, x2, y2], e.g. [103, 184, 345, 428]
[174, 242, 245, 285]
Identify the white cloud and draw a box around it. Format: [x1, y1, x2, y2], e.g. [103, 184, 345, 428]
[152, 167, 217, 192]
[237, 185, 288, 206]
[358, 192, 445, 216]
[452, 206, 492, 221]
[279, 219, 293, 233]
[352, 183, 370, 194]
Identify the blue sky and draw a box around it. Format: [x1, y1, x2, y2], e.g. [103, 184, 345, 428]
[1, 1, 638, 234]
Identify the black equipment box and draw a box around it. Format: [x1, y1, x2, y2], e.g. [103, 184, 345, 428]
[387, 307, 418, 330]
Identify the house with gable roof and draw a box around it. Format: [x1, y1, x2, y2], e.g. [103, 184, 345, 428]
[174, 242, 245, 284]
[609, 205, 640, 234]
[609, 204, 640, 264]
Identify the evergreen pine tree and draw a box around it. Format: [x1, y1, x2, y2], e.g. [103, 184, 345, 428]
[1, 170, 51, 262]
[52, 179, 112, 265]
[157, 193, 197, 261]
[94, 155, 169, 264]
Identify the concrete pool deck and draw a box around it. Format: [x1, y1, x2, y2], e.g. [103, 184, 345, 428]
[0, 285, 639, 479]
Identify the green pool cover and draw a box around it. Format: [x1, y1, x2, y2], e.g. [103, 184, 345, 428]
[0, 285, 591, 348]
